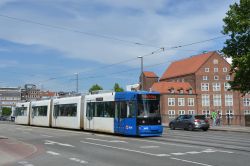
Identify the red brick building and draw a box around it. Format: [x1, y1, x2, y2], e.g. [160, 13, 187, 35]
[142, 51, 250, 126]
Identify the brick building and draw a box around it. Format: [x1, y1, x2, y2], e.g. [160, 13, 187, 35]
[151, 82, 197, 126]
[142, 51, 249, 126]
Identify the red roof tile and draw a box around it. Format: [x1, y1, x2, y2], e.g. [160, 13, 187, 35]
[151, 82, 194, 94]
[143, 71, 158, 78]
[160, 51, 217, 80]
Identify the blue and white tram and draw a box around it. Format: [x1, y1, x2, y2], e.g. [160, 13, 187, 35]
[84, 91, 163, 136]
[14, 91, 163, 137]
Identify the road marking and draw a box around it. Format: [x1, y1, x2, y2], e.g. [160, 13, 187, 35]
[45, 140, 75, 147]
[217, 150, 234, 154]
[80, 141, 170, 157]
[171, 152, 185, 156]
[18, 161, 34, 166]
[156, 154, 170, 157]
[86, 138, 128, 143]
[140, 146, 159, 149]
[171, 157, 213, 166]
[69, 158, 88, 164]
[202, 149, 216, 153]
[186, 151, 201, 154]
[46, 151, 60, 156]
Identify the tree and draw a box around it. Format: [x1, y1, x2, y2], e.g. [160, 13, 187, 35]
[221, 0, 250, 94]
[2, 107, 12, 116]
[113, 83, 124, 92]
[89, 84, 103, 92]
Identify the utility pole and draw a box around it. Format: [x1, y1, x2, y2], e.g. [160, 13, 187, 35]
[137, 56, 143, 91]
[75, 73, 78, 93]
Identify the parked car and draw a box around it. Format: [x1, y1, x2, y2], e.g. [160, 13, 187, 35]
[0, 116, 8, 121]
[169, 114, 210, 131]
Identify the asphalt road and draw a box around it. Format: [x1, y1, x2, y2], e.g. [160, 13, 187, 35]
[1, 121, 250, 166]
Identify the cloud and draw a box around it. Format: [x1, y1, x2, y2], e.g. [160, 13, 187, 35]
[0, 60, 18, 68]
[0, 0, 239, 90]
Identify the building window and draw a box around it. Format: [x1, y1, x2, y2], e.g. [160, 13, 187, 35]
[178, 110, 185, 115]
[205, 68, 209, 72]
[212, 83, 221, 91]
[243, 98, 250, 106]
[224, 82, 231, 91]
[244, 110, 250, 115]
[213, 94, 222, 106]
[213, 59, 218, 64]
[202, 110, 210, 118]
[214, 68, 218, 72]
[225, 94, 233, 106]
[214, 75, 219, 80]
[226, 110, 234, 119]
[201, 83, 209, 91]
[168, 110, 175, 119]
[202, 94, 210, 106]
[188, 110, 195, 115]
[226, 75, 230, 80]
[178, 98, 185, 106]
[170, 88, 175, 93]
[188, 98, 195, 106]
[203, 76, 208, 81]
[188, 89, 193, 94]
[168, 98, 175, 106]
[223, 67, 227, 72]
[179, 89, 184, 94]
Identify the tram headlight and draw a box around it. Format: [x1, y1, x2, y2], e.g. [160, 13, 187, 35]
[158, 120, 161, 124]
[142, 120, 145, 124]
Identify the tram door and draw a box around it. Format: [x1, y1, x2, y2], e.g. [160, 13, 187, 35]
[86, 102, 94, 130]
[115, 101, 136, 135]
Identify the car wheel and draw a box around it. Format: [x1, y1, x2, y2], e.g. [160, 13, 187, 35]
[188, 124, 194, 131]
[169, 123, 175, 130]
[202, 128, 208, 131]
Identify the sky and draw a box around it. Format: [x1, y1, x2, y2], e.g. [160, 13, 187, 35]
[0, 0, 238, 92]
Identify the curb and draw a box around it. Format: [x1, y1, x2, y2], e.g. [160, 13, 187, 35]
[164, 126, 250, 134]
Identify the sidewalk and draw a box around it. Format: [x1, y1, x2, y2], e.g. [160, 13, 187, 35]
[209, 125, 250, 133]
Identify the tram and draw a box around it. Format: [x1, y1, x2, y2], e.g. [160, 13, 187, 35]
[14, 91, 163, 137]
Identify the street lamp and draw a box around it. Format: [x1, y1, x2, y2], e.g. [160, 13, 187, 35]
[138, 56, 143, 91]
[74, 73, 79, 93]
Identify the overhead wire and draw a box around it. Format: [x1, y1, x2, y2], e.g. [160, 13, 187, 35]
[0, 14, 158, 48]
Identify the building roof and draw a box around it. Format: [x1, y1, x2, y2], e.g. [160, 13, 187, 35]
[160, 51, 217, 80]
[143, 71, 158, 78]
[151, 82, 194, 94]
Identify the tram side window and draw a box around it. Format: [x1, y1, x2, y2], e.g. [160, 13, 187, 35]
[32, 106, 47, 116]
[86, 102, 94, 117]
[96, 102, 104, 117]
[120, 102, 127, 118]
[104, 102, 115, 117]
[128, 102, 136, 118]
[54, 104, 77, 117]
[93, 101, 115, 118]
[15, 107, 28, 116]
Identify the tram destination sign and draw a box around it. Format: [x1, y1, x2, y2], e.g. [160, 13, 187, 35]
[138, 94, 159, 100]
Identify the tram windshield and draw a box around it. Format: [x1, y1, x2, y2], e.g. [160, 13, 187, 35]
[137, 94, 160, 118]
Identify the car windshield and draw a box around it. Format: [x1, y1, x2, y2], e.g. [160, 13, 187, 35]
[137, 94, 160, 117]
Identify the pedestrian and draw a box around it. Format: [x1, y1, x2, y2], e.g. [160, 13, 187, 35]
[211, 111, 217, 126]
[216, 111, 221, 126]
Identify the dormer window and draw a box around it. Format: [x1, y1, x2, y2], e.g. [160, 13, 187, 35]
[179, 89, 184, 94]
[170, 88, 175, 93]
[188, 88, 193, 94]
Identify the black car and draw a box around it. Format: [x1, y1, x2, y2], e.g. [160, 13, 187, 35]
[169, 114, 210, 131]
